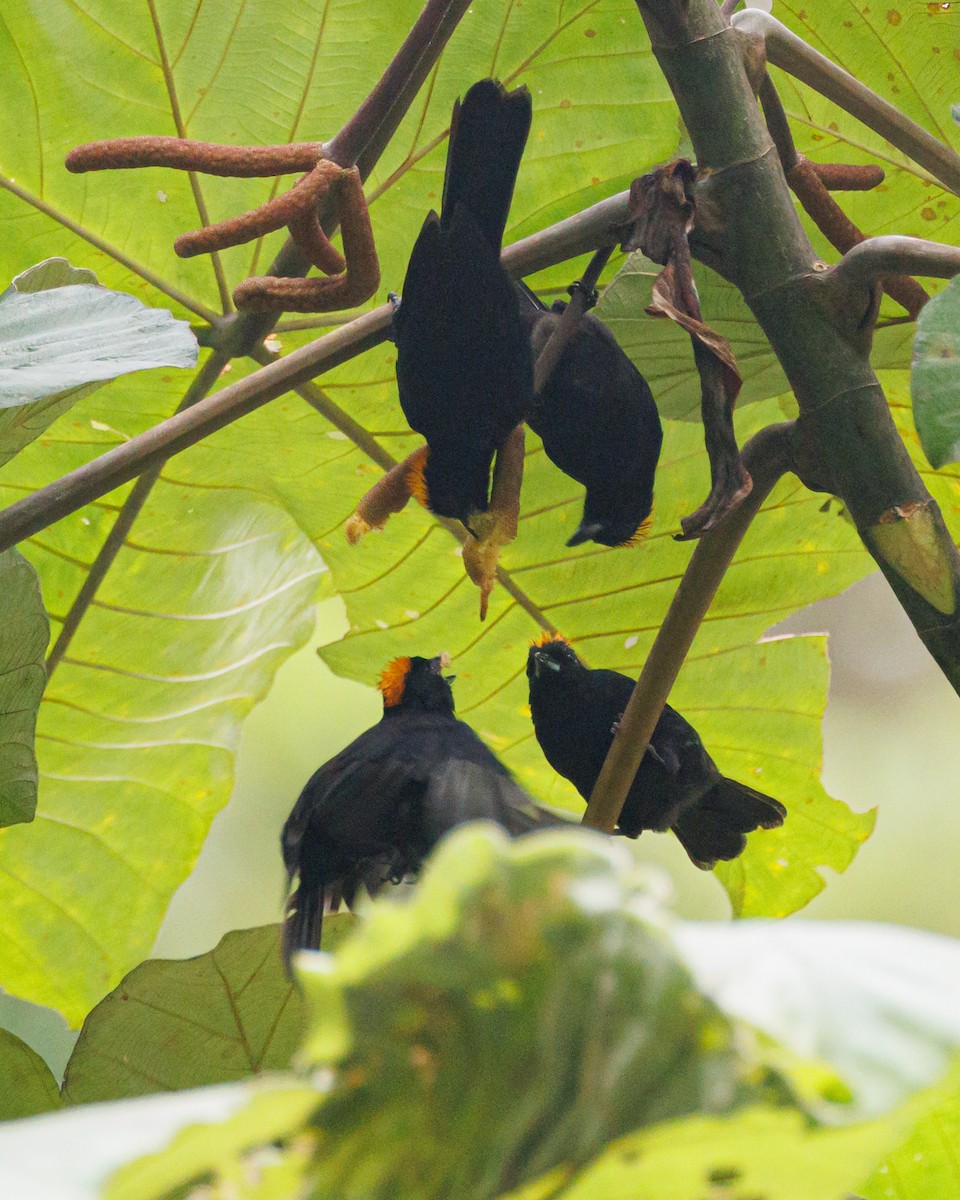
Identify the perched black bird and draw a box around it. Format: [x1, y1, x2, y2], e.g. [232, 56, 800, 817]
[281, 653, 561, 963]
[392, 79, 534, 526]
[518, 284, 663, 548]
[526, 635, 786, 867]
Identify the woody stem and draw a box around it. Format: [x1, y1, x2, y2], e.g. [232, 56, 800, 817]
[582, 423, 794, 833]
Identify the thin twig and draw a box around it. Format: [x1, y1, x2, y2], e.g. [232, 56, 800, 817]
[830, 236, 960, 289]
[0, 192, 633, 554]
[582, 422, 795, 833]
[531, 245, 615, 395]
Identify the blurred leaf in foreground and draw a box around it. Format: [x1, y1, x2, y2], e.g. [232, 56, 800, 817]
[295, 825, 779, 1200]
[911, 275, 960, 470]
[0, 549, 48, 827]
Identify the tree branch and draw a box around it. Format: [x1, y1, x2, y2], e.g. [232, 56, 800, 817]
[583, 423, 795, 833]
[755, 73, 929, 318]
[0, 193, 632, 555]
[635, 0, 960, 695]
[733, 9, 960, 197]
[531, 245, 615, 395]
[830, 236, 960, 289]
[214, 0, 475, 354]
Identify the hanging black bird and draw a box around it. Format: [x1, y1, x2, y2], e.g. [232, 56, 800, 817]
[526, 635, 786, 867]
[392, 78, 534, 527]
[518, 283, 663, 548]
[281, 653, 562, 963]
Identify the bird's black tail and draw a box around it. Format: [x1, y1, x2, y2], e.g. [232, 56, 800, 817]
[672, 777, 787, 870]
[442, 78, 532, 251]
[282, 876, 326, 971]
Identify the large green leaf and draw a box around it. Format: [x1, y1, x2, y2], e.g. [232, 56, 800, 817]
[316, 393, 876, 918]
[9, 838, 954, 1199]
[0, 1028, 61, 1121]
[859, 1073, 960, 1200]
[0, 1, 675, 309]
[61, 926, 304, 1105]
[772, 3, 960, 312]
[912, 275, 960, 469]
[0, 0, 678, 1027]
[0, 548, 48, 827]
[295, 826, 776, 1200]
[0, 368, 326, 1022]
[555, 1107, 903, 1200]
[104, 1083, 319, 1200]
[677, 919, 960, 1121]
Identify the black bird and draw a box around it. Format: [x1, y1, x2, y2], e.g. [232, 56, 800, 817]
[281, 653, 562, 963]
[518, 284, 663, 548]
[392, 79, 534, 526]
[526, 635, 786, 867]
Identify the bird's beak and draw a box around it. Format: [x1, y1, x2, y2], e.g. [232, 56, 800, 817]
[529, 648, 561, 677]
[566, 520, 604, 548]
[431, 652, 453, 676]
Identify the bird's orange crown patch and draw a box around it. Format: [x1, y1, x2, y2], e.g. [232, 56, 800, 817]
[405, 445, 430, 509]
[532, 630, 569, 647]
[377, 656, 412, 707]
[619, 512, 654, 548]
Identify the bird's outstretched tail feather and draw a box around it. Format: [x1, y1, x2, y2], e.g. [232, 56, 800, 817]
[442, 78, 532, 251]
[282, 878, 325, 971]
[672, 777, 787, 870]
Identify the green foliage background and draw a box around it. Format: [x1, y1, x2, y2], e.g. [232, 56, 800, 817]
[1, 0, 960, 1195]
[3, 0, 957, 1027]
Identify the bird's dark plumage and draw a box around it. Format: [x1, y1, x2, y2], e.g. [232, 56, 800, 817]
[526, 636, 786, 867]
[518, 284, 663, 548]
[393, 79, 534, 526]
[281, 653, 561, 964]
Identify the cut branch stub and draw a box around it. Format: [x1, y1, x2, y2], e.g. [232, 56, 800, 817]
[624, 161, 751, 538]
[65, 138, 380, 315]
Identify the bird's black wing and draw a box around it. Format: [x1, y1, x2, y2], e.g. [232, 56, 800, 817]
[524, 303, 663, 546]
[421, 757, 566, 841]
[281, 731, 430, 963]
[673, 777, 787, 869]
[395, 203, 533, 520]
